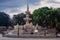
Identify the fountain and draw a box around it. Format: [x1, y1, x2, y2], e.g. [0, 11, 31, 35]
[23, 0, 34, 34]
[4, 0, 57, 38]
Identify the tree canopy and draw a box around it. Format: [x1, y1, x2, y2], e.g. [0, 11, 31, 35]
[0, 12, 13, 29]
[32, 7, 60, 31]
[0, 12, 9, 26]
[12, 13, 26, 25]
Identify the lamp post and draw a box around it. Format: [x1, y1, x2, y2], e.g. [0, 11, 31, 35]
[17, 24, 19, 37]
[16, 15, 20, 37]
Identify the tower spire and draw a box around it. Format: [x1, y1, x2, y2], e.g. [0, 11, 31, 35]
[26, 0, 30, 14]
[27, 0, 29, 11]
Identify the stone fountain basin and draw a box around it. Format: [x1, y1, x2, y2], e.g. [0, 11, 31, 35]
[4, 33, 58, 38]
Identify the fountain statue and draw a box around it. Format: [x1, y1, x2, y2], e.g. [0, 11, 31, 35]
[23, 0, 34, 34]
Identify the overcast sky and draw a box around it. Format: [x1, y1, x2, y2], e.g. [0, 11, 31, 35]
[0, 0, 60, 18]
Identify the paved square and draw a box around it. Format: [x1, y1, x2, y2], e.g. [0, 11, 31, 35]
[0, 37, 60, 40]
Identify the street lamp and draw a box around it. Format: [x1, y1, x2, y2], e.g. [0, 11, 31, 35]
[17, 24, 19, 37]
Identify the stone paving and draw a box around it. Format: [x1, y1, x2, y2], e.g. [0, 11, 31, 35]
[0, 37, 60, 40]
[0, 34, 60, 40]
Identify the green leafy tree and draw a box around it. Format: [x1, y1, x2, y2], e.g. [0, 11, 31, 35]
[12, 13, 26, 25]
[32, 7, 60, 32]
[0, 12, 11, 29]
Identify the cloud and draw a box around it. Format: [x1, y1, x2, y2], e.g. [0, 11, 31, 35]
[0, 0, 40, 10]
[0, 0, 9, 3]
[0, 0, 60, 18]
[47, 0, 60, 4]
[0, 0, 26, 10]
[55, 0, 60, 2]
